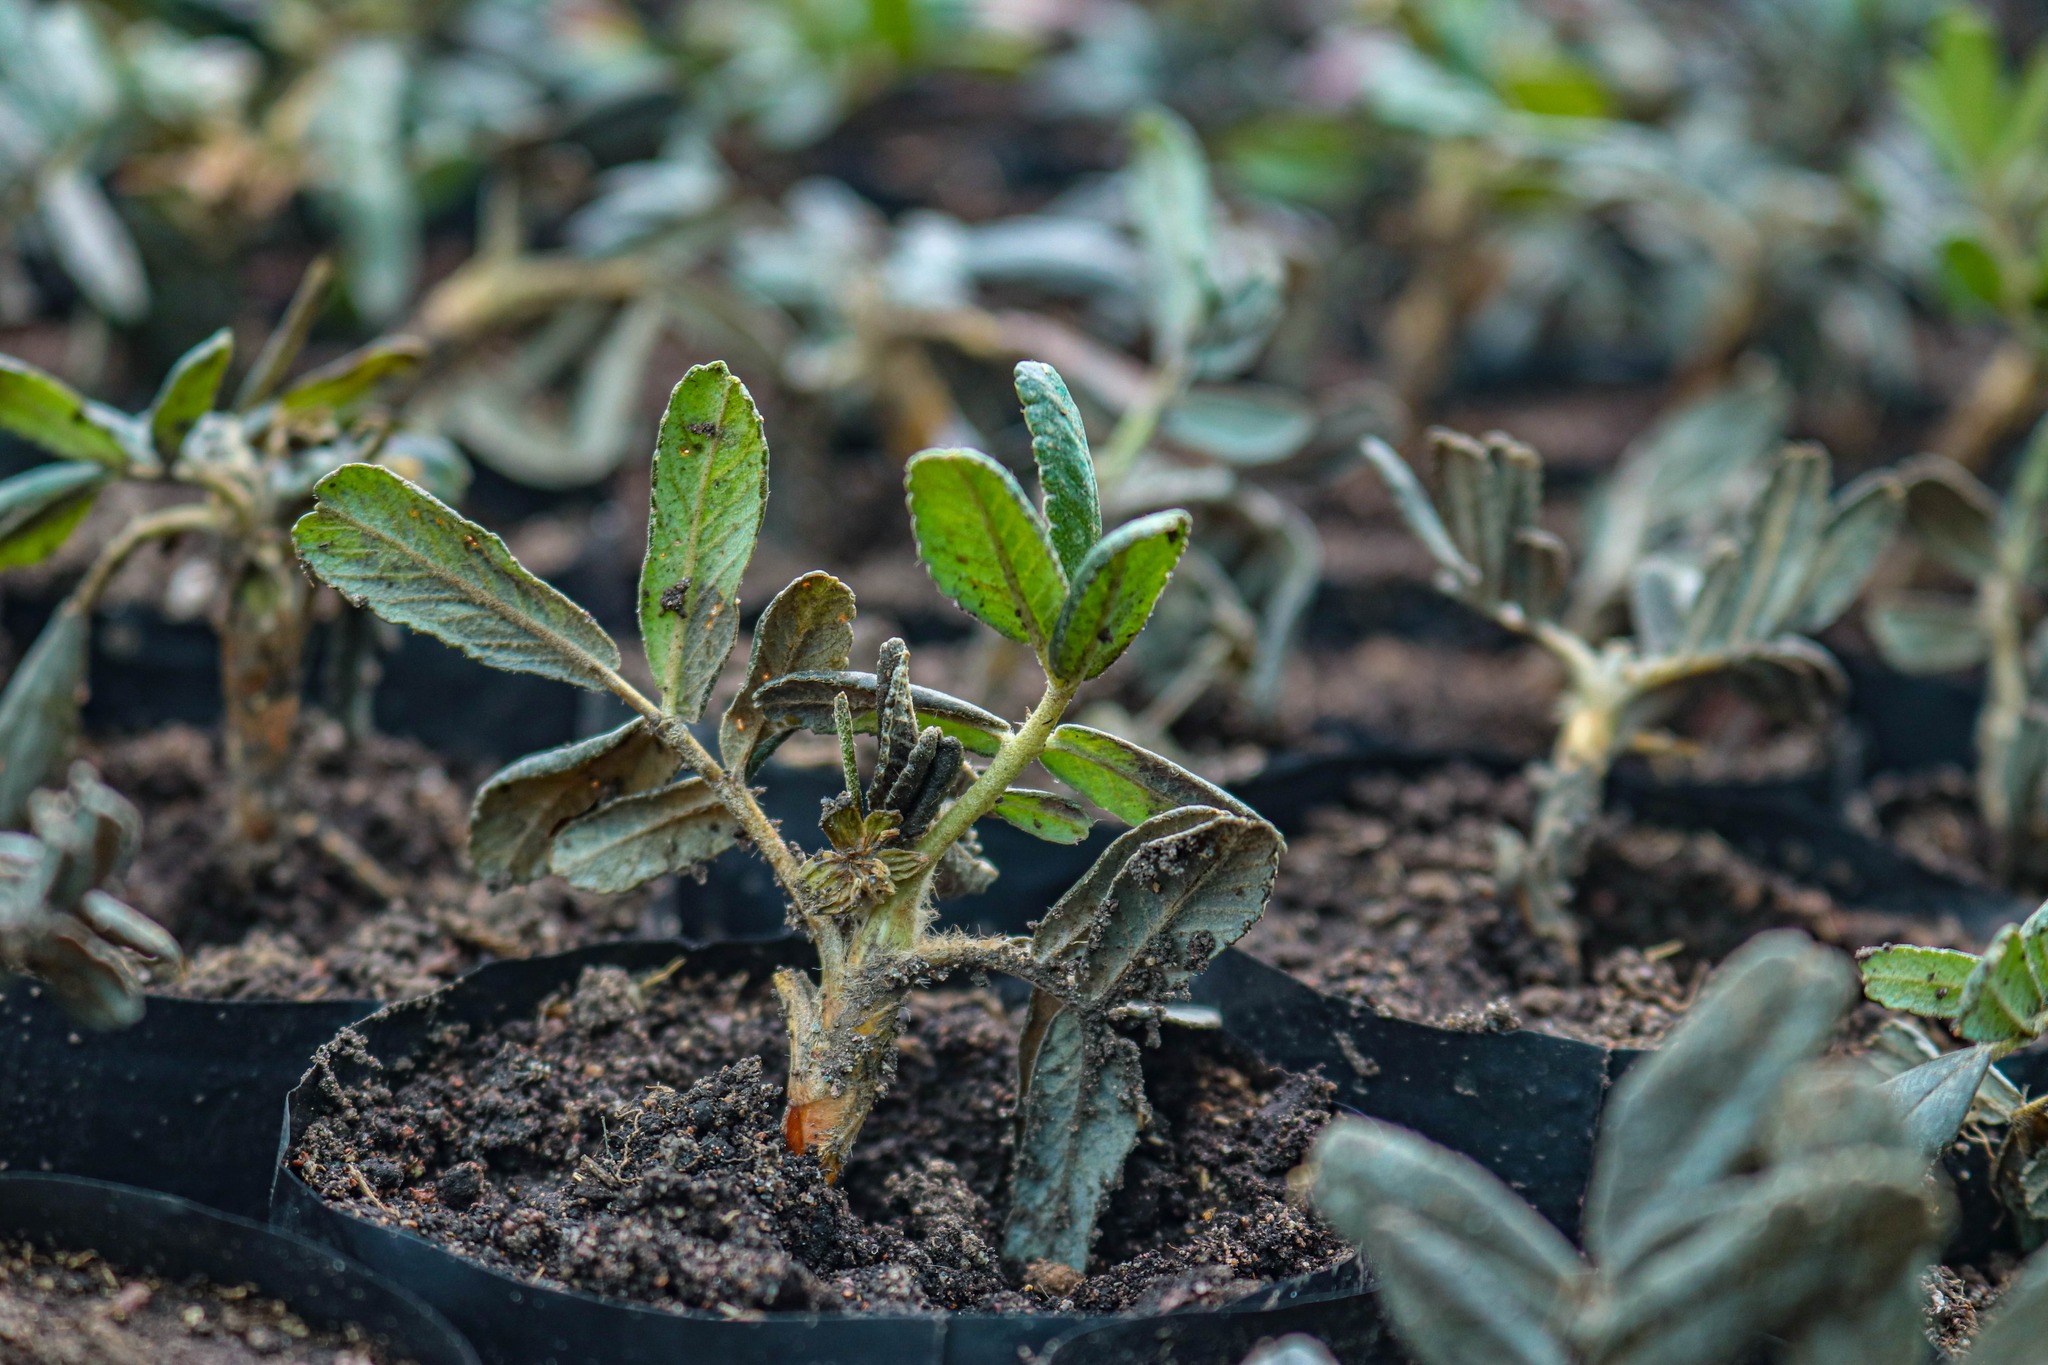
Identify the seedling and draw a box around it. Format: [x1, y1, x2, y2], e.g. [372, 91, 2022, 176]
[1365, 429, 1899, 959]
[0, 261, 466, 844]
[290, 358, 1284, 1273]
[0, 762, 180, 1029]
[1308, 932, 1968, 1365]
[1868, 416, 2048, 881]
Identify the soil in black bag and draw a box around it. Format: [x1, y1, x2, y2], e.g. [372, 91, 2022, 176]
[290, 964, 1348, 1317]
[0, 1237, 411, 1364]
[1237, 761, 1984, 1046]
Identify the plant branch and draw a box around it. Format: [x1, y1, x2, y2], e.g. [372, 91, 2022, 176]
[73, 502, 227, 610]
[916, 677, 1077, 862]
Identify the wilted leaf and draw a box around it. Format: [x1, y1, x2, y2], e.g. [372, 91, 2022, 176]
[0, 357, 130, 468]
[0, 462, 106, 570]
[1040, 724, 1255, 824]
[1878, 1046, 1991, 1162]
[990, 788, 1092, 844]
[469, 721, 677, 885]
[278, 337, 425, 416]
[1050, 510, 1190, 682]
[721, 572, 856, 776]
[1858, 944, 1978, 1018]
[1868, 594, 1987, 674]
[1015, 361, 1099, 576]
[753, 669, 1011, 756]
[0, 603, 89, 827]
[905, 448, 1067, 653]
[148, 328, 232, 463]
[640, 363, 769, 721]
[1002, 1007, 1144, 1272]
[548, 777, 739, 893]
[292, 464, 622, 690]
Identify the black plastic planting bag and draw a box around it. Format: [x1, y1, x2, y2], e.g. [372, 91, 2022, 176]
[0, 982, 372, 1219]
[0, 1172, 480, 1365]
[272, 938, 1387, 1365]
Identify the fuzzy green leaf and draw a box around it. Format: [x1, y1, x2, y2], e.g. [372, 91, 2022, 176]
[1015, 362, 1100, 577]
[292, 463, 622, 690]
[1310, 1118, 1582, 1365]
[1002, 1007, 1144, 1272]
[0, 357, 130, 468]
[469, 721, 678, 885]
[1725, 445, 1832, 644]
[1899, 456, 1998, 580]
[721, 572, 857, 777]
[547, 777, 739, 893]
[1858, 944, 1979, 1018]
[1955, 924, 2046, 1046]
[277, 338, 425, 416]
[1878, 1046, 1991, 1162]
[148, 328, 232, 463]
[752, 669, 1011, 756]
[0, 604, 89, 827]
[1362, 437, 1473, 583]
[1162, 385, 1316, 466]
[1630, 560, 1697, 657]
[639, 363, 770, 720]
[1586, 932, 1857, 1264]
[1794, 472, 1904, 633]
[990, 788, 1093, 844]
[1041, 724, 1256, 824]
[905, 448, 1067, 652]
[1868, 594, 1987, 675]
[1050, 510, 1190, 681]
[0, 462, 106, 570]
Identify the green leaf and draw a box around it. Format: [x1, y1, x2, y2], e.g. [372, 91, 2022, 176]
[1128, 105, 1213, 362]
[990, 788, 1092, 844]
[1362, 437, 1474, 583]
[38, 169, 148, 326]
[292, 463, 621, 690]
[1868, 594, 1987, 674]
[1792, 472, 1904, 633]
[0, 602, 89, 827]
[0, 462, 106, 570]
[1724, 444, 1831, 644]
[0, 357, 129, 468]
[469, 721, 677, 885]
[373, 430, 471, 506]
[547, 777, 739, 893]
[1941, 233, 2005, 310]
[1898, 455, 1997, 579]
[720, 572, 856, 777]
[639, 362, 769, 721]
[1029, 805, 1280, 1005]
[309, 37, 418, 324]
[905, 447, 1067, 653]
[1310, 1118, 1582, 1365]
[1878, 1046, 1990, 1162]
[1585, 932, 1856, 1265]
[148, 328, 232, 463]
[752, 669, 1012, 757]
[1002, 1007, 1145, 1272]
[1858, 944, 1979, 1018]
[1630, 560, 1697, 657]
[1050, 510, 1191, 681]
[1015, 361, 1099, 576]
[1162, 385, 1316, 466]
[278, 338, 426, 416]
[1955, 924, 2045, 1046]
[1041, 724, 1256, 824]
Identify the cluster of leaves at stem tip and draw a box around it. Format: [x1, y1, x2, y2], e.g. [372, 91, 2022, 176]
[1305, 930, 2027, 1365]
[287, 356, 1285, 1275]
[1364, 425, 1901, 963]
[1868, 413, 2048, 883]
[0, 259, 469, 849]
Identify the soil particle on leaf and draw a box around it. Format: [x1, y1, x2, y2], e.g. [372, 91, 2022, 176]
[1239, 763, 1980, 1046]
[0, 1238, 407, 1364]
[291, 965, 1348, 1317]
[84, 723, 654, 1001]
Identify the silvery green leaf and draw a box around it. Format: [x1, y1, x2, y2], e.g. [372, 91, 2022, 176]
[1015, 361, 1101, 578]
[753, 669, 1011, 757]
[1586, 931, 1857, 1264]
[547, 777, 739, 894]
[0, 601, 88, 827]
[37, 167, 146, 324]
[372, 431, 470, 506]
[293, 464, 622, 690]
[1508, 528, 1569, 623]
[1791, 472, 1903, 633]
[566, 298, 667, 479]
[1361, 437, 1474, 583]
[469, 721, 677, 886]
[310, 37, 418, 323]
[1050, 510, 1191, 682]
[1868, 593, 1988, 674]
[0, 461, 105, 570]
[1436, 428, 1503, 597]
[1629, 559, 1699, 657]
[1309, 1118, 1582, 1365]
[1878, 1045, 1991, 1162]
[1127, 105, 1213, 363]
[278, 338, 426, 417]
[147, 330, 233, 466]
[1162, 385, 1315, 466]
[639, 363, 769, 721]
[1722, 444, 1831, 644]
[1040, 723, 1256, 824]
[1002, 1006, 1145, 1272]
[720, 572, 856, 777]
[1897, 454, 1997, 580]
[1680, 540, 1742, 652]
[990, 788, 1092, 844]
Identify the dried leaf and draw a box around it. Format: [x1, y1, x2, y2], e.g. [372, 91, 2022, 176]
[469, 721, 677, 885]
[753, 669, 1012, 757]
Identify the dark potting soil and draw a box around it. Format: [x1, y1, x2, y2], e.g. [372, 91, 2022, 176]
[290, 964, 1349, 1318]
[0, 1237, 409, 1365]
[1238, 763, 1983, 1046]
[1856, 768, 2023, 895]
[85, 723, 654, 1001]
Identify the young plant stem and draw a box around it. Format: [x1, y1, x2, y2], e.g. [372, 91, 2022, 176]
[221, 543, 309, 847]
[1094, 359, 1187, 490]
[72, 502, 227, 608]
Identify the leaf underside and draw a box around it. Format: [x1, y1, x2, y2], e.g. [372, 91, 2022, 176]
[547, 776, 739, 893]
[468, 720, 678, 885]
[0, 603, 90, 827]
[720, 571, 856, 777]
[1002, 1007, 1145, 1273]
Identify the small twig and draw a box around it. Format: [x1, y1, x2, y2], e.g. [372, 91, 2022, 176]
[299, 815, 406, 903]
[347, 1162, 395, 1216]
